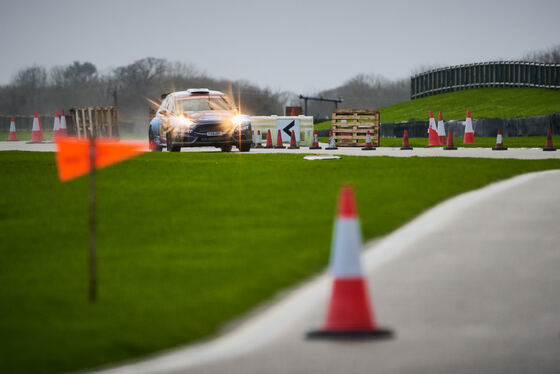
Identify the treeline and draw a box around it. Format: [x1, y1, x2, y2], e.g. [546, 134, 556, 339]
[0, 58, 287, 134]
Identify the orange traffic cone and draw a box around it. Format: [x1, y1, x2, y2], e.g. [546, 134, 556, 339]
[8, 117, 17, 141]
[437, 111, 446, 145]
[255, 130, 263, 148]
[265, 129, 273, 148]
[288, 129, 299, 149]
[326, 129, 337, 150]
[52, 110, 61, 141]
[464, 109, 475, 143]
[401, 129, 412, 150]
[59, 110, 68, 136]
[29, 111, 43, 143]
[492, 129, 508, 151]
[443, 130, 457, 150]
[361, 130, 375, 150]
[290, 107, 296, 116]
[307, 186, 393, 339]
[274, 129, 286, 149]
[427, 110, 440, 146]
[543, 128, 556, 151]
[309, 129, 321, 150]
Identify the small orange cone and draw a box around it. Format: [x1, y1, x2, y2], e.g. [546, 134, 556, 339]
[274, 129, 285, 149]
[307, 186, 393, 339]
[543, 128, 556, 151]
[290, 107, 296, 116]
[8, 117, 17, 141]
[288, 129, 299, 149]
[255, 130, 263, 148]
[464, 109, 475, 143]
[437, 111, 446, 145]
[443, 130, 457, 150]
[326, 129, 337, 150]
[264, 129, 273, 148]
[52, 110, 61, 141]
[361, 130, 375, 150]
[251, 130, 255, 148]
[492, 129, 508, 151]
[309, 129, 321, 150]
[29, 111, 43, 143]
[401, 129, 412, 150]
[59, 110, 68, 136]
[427, 110, 440, 146]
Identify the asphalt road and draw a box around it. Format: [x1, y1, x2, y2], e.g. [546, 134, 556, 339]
[1, 140, 559, 159]
[93, 170, 560, 374]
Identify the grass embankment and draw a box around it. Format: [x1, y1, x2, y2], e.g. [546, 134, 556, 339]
[1, 152, 559, 373]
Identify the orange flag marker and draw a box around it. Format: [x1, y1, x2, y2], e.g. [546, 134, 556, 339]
[56, 137, 145, 181]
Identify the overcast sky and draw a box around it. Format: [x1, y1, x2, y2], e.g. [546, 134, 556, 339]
[0, 0, 559, 93]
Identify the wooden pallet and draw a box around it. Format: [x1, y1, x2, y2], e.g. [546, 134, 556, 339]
[69, 107, 119, 139]
[331, 109, 380, 147]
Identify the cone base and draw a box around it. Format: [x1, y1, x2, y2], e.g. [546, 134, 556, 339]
[306, 327, 394, 340]
[264, 145, 273, 149]
[361, 146, 375, 150]
[255, 145, 263, 148]
[400, 146, 413, 150]
[309, 145, 322, 149]
[492, 146, 508, 151]
[274, 145, 286, 149]
[27, 141, 45, 144]
[325, 147, 338, 150]
[543, 147, 557, 151]
[443, 146, 457, 150]
[288, 145, 300, 149]
[8, 139, 18, 141]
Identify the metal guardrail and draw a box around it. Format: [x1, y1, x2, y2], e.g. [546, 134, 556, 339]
[411, 61, 560, 99]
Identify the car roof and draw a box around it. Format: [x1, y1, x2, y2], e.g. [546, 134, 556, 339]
[173, 89, 225, 98]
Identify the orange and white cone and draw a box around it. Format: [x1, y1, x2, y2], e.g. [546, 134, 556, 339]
[265, 129, 273, 148]
[463, 109, 475, 143]
[288, 129, 299, 149]
[443, 130, 457, 150]
[401, 129, 412, 150]
[326, 129, 337, 150]
[543, 128, 556, 151]
[307, 186, 393, 339]
[361, 130, 375, 150]
[309, 129, 321, 150]
[59, 110, 68, 136]
[52, 110, 61, 141]
[437, 111, 446, 145]
[255, 130, 263, 148]
[8, 117, 17, 141]
[428, 110, 440, 146]
[492, 129, 508, 150]
[274, 129, 286, 149]
[30, 111, 43, 143]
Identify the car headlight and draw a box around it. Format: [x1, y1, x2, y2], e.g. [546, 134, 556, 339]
[232, 114, 250, 127]
[177, 115, 194, 127]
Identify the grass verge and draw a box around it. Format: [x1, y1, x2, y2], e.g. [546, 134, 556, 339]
[1, 152, 559, 373]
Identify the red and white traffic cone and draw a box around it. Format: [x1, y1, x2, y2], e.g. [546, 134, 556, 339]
[288, 129, 299, 149]
[52, 110, 61, 141]
[543, 128, 556, 151]
[309, 129, 321, 150]
[464, 109, 475, 143]
[437, 111, 446, 145]
[8, 117, 17, 141]
[59, 110, 68, 136]
[274, 129, 286, 149]
[307, 186, 393, 339]
[255, 130, 263, 148]
[30, 111, 43, 143]
[265, 129, 273, 148]
[492, 129, 508, 150]
[326, 129, 337, 150]
[428, 110, 440, 146]
[361, 130, 375, 150]
[443, 130, 457, 150]
[401, 129, 412, 150]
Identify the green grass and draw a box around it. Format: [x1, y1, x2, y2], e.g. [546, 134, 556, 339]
[0, 131, 53, 141]
[1, 152, 559, 373]
[317, 136, 559, 147]
[315, 88, 560, 129]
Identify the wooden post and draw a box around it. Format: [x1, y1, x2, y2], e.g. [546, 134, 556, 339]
[88, 131, 97, 302]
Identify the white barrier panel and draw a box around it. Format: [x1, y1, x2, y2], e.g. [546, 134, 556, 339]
[250, 115, 314, 146]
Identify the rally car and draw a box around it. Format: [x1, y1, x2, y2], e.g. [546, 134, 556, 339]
[148, 88, 252, 152]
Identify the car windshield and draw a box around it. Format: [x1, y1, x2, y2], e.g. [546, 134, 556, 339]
[176, 96, 234, 112]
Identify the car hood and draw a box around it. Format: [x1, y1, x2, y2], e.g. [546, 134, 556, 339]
[186, 111, 234, 123]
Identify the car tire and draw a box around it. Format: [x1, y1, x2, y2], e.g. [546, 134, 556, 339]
[239, 142, 251, 152]
[220, 144, 233, 152]
[167, 133, 181, 152]
[149, 128, 162, 152]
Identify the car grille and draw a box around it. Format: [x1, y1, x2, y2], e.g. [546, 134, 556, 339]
[194, 123, 226, 134]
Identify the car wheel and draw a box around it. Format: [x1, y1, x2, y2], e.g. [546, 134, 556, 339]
[220, 144, 233, 152]
[239, 143, 251, 152]
[167, 133, 181, 152]
[149, 128, 162, 152]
